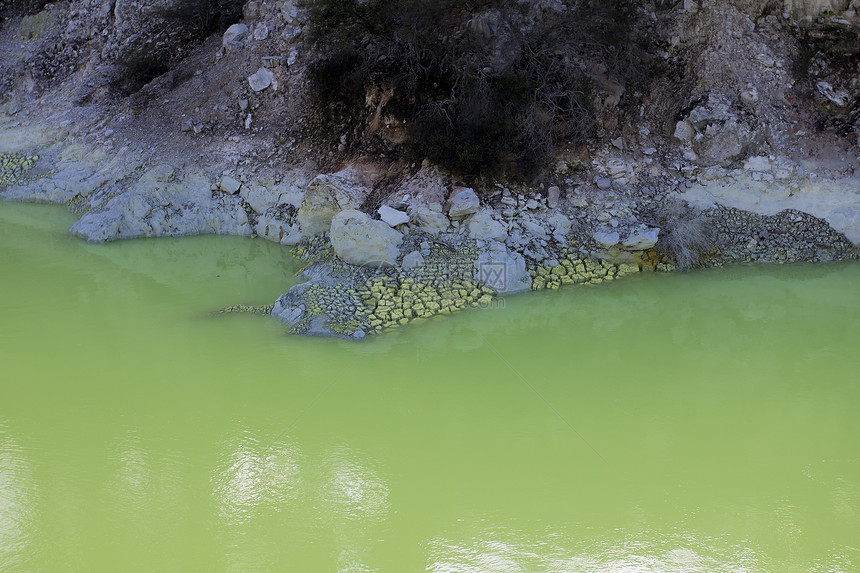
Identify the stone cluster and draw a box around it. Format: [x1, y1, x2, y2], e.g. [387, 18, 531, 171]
[357, 276, 494, 333]
[706, 206, 858, 264]
[529, 249, 643, 291]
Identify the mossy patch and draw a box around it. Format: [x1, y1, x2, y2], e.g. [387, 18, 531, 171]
[528, 248, 649, 291]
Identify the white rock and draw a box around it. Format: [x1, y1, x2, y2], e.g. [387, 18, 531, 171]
[521, 219, 549, 240]
[241, 183, 278, 213]
[220, 176, 241, 194]
[546, 212, 571, 240]
[678, 173, 860, 245]
[401, 250, 425, 271]
[248, 67, 274, 92]
[445, 187, 480, 218]
[330, 209, 403, 267]
[621, 226, 660, 250]
[743, 156, 771, 172]
[378, 205, 409, 227]
[593, 230, 620, 248]
[816, 81, 850, 107]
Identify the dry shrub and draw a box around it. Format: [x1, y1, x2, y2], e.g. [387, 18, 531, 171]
[648, 198, 716, 271]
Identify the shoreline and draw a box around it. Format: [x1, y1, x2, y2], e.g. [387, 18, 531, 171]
[2, 126, 856, 339]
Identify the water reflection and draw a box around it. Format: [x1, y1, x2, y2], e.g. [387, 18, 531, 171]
[0, 425, 36, 572]
[426, 525, 771, 573]
[212, 432, 303, 526]
[210, 433, 391, 571]
[321, 445, 391, 523]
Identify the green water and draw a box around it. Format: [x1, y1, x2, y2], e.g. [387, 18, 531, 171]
[1, 202, 859, 572]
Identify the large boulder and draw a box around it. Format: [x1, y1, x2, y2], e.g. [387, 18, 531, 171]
[330, 209, 403, 267]
[445, 187, 480, 218]
[297, 173, 370, 235]
[474, 241, 532, 295]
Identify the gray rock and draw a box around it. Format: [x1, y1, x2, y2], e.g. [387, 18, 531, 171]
[378, 205, 409, 227]
[673, 120, 695, 143]
[330, 209, 403, 267]
[248, 67, 274, 92]
[468, 209, 507, 241]
[401, 250, 425, 271]
[253, 23, 269, 41]
[596, 177, 612, 190]
[697, 120, 755, 166]
[521, 219, 548, 240]
[547, 186, 560, 208]
[223, 23, 248, 51]
[70, 174, 252, 242]
[593, 230, 620, 248]
[408, 204, 450, 235]
[445, 187, 480, 218]
[475, 241, 532, 295]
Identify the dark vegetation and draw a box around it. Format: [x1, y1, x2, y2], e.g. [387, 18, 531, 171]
[115, 0, 244, 95]
[1, 0, 50, 18]
[302, 0, 651, 179]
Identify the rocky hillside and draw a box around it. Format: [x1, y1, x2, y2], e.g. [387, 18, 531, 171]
[1, 0, 858, 337]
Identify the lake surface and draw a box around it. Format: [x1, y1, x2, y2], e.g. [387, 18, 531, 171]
[1, 202, 858, 572]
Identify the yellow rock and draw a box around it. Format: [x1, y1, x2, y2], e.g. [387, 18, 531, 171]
[617, 263, 639, 276]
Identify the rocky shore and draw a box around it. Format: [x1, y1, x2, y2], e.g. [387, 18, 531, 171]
[1, 0, 858, 338]
[2, 126, 856, 339]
